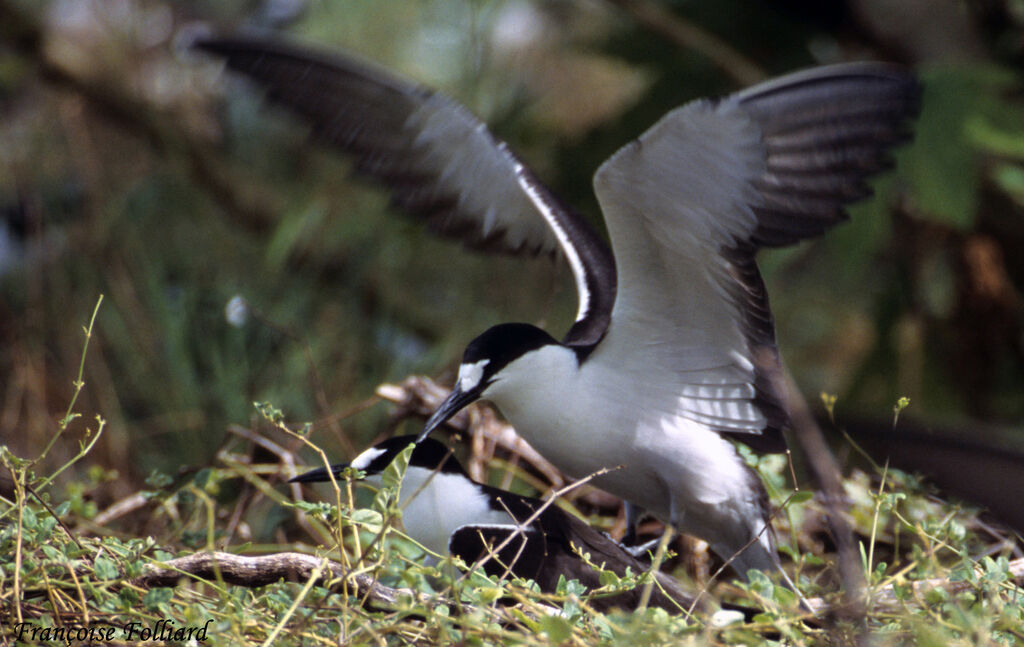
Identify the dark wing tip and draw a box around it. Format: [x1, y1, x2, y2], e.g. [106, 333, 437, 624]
[738, 62, 921, 248]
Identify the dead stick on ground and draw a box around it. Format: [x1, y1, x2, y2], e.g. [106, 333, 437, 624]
[132, 551, 428, 609]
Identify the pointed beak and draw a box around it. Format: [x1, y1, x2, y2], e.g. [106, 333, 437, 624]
[288, 463, 349, 483]
[417, 385, 481, 443]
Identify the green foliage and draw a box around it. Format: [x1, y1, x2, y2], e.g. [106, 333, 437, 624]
[3, 457, 1023, 645]
[2, 338, 1022, 646]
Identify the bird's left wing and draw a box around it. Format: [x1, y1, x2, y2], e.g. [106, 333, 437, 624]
[592, 63, 920, 451]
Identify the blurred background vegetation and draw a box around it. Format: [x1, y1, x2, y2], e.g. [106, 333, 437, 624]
[1, 0, 1023, 534]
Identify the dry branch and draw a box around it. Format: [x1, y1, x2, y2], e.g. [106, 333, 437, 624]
[133, 551, 427, 609]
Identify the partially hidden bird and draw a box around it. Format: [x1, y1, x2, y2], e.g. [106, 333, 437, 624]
[291, 435, 719, 614]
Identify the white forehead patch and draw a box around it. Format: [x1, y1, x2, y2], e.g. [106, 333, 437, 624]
[457, 358, 490, 392]
[350, 447, 386, 471]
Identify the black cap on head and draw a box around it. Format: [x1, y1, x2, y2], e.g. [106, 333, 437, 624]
[289, 435, 468, 483]
[416, 324, 560, 444]
[366, 435, 468, 476]
[462, 323, 559, 372]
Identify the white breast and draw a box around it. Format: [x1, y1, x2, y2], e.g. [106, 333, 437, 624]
[480, 342, 762, 546]
[370, 466, 514, 557]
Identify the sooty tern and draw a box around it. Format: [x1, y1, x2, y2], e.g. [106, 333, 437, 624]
[197, 35, 920, 581]
[290, 435, 706, 613]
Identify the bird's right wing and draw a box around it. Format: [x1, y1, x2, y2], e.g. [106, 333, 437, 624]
[194, 35, 616, 345]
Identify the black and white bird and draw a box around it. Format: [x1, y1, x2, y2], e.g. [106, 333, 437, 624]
[197, 36, 920, 583]
[289, 435, 704, 613]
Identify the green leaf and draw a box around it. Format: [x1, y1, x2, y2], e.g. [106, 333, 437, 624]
[38, 515, 57, 535]
[117, 587, 139, 609]
[555, 574, 569, 594]
[598, 569, 620, 587]
[41, 544, 62, 561]
[193, 468, 212, 489]
[373, 441, 415, 516]
[143, 587, 174, 611]
[93, 555, 119, 580]
[473, 585, 504, 605]
[381, 441, 414, 492]
[21, 506, 38, 531]
[924, 587, 949, 605]
[563, 579, 587, 597]
[253, 401, 284, 424]
[145, 470, 173, 489]
[538, 614, 573, 643]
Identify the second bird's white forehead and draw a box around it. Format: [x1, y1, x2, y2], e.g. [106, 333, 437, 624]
[457, 358, 490, 392]
[350, 447, 387, 471]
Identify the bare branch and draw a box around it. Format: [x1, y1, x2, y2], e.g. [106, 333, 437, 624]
[129, 549, 1024, 621]
[133, 551, 428, 609]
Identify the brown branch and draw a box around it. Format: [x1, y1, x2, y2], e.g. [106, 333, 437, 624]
[773, 363, 869, 640]
[132, 551, 428, 609]
[128, 549, 1024, 622]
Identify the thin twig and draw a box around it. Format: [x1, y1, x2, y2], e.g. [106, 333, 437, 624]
[604, 0, 766, 85]
[777, 365, 868, 640]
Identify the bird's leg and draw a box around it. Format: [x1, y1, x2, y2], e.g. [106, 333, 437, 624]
[619, 504, 675, 559]
[620, 502, 661, 558]
[621, 501, 642, 546]
[623, 536, 664, 559]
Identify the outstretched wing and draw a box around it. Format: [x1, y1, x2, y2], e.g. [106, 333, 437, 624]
[592, 63, 920, 451]
[194, 35, 615, 345]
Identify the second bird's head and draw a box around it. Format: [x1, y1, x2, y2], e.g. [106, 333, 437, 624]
[289, 435, 465, 488]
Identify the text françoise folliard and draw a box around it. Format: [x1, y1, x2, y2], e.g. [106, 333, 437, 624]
[12, 618, 213, 642]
